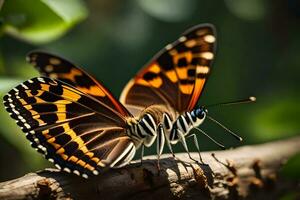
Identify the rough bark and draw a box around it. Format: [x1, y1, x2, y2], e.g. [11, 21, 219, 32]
[0, 136, 299, 200]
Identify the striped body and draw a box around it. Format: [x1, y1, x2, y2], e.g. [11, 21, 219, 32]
[164, 109, 206, 144]
[126, 105, 207, 155]
[126, 113, 157, 147]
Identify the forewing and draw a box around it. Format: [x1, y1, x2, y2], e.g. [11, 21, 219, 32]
[3, 77, 135, 178]
[120, 24, 216, 113]
[27, 51, 131, 117]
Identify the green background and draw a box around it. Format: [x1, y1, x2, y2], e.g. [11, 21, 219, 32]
[0, 1, 299, 195]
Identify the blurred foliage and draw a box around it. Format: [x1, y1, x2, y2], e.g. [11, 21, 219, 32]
[280, 192, 300, 200]
[137, 0, 197, 22]
[0, 0, 87, 44]
[279, 153, 300, 199]
[280, 153, 300, 180]
[224, 0, 268, 21]
[250, 96, 300, 141]
[0, 0, 299, 185]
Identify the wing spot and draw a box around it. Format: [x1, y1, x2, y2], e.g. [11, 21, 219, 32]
[49, 79, 58, 86]
[197, 65, 210, 74]
[196, 29, 207, 36]
[24, 123, 31, 129]
[21, 83, 28, 89]
[49, 58, 61, 65]
[77, 85, 106, 97]
[37, 78, 46, 83]
[148, 64, 161, 73]
[179, 84, 194, 94]
[203, 35, 216, 43]
[69, 156, 79, 163]
[77, 160, 86, 167]
[165, 44, 173, 50]
[73, 170, 80, 176]
[45, 65, 54, 72]
[165, 70, 178, 83]
[169, 49, 178, 56]
[177, 68, 188, 80]
[82, 174, 88, 179]
[149, 77, 163, 88]
[185, 39, 197, 47]
[58, 68, 82, 82]
[55, 164, 62, 170]
[97, 162, 105, 167]
[93, 170, 99, 175]
[198, 52, 214, 60]
[63, 168, 71, 173]
[38, 145, 46, 152]
[29, 54, 37, 61]
[179, 36, 187, 42]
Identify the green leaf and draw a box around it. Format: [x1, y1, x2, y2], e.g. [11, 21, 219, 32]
[280, 153, 300, 180]
[0, 0, 88, 44]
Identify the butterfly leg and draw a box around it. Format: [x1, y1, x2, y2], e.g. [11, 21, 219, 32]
[186, 134, 205, 164]
[164, 131, 176, 158]
[139, 144, 145, 166]
[177, 130, 198, 163]
[156, 124, 165, 170]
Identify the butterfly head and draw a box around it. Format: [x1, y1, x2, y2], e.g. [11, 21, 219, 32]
[194, 106, 208, 120]
[189, 106, 207, 127]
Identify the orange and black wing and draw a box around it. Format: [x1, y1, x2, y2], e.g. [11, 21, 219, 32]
[27, 51, 131, 117]
[120, 24, 216, 113]
[3, 77, 135, 178]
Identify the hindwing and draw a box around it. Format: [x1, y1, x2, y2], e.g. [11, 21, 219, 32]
[27, 51, 131, 117]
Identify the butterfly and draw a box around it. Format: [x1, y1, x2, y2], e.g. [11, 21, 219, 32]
[3, 24, 218, 178]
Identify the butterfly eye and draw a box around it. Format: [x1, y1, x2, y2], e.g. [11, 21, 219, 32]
[195, 108, 205, 119]
[199, 111, 206, 119]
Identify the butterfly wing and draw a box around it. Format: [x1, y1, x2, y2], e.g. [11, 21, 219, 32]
[27, 51, 131, 117]
[120, 24, 216, 113]
[3, 77, 135, 178]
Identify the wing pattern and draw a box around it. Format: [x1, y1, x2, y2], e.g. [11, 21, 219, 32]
[3, 77, 135, 178]
[27, 52, 131, 117]
[120, 24, 216, 113]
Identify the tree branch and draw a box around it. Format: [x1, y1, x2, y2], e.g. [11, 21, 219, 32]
[0, 136, 299, 200]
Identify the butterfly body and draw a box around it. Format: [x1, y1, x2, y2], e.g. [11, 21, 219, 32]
[3, 24, 217, 178]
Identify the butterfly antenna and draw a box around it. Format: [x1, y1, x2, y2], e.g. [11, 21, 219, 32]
[194, 127, 226, 149]
[206, 115, 243, 141]
[206, 96, 256, 108]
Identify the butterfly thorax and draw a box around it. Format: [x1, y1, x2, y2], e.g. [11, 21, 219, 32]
[139, 104, 178, 123]
[126, 104, 177, 148]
